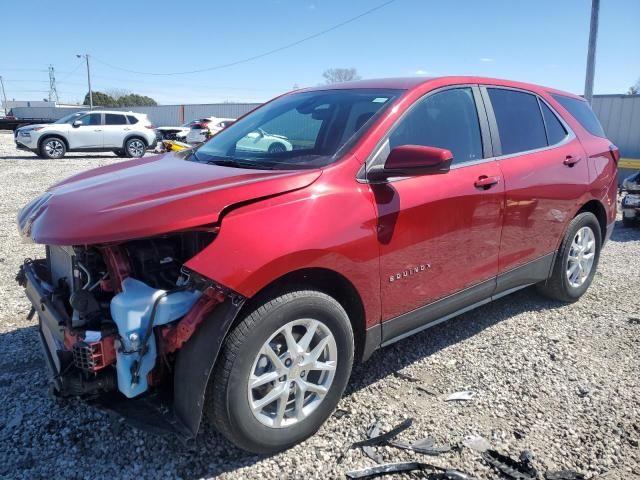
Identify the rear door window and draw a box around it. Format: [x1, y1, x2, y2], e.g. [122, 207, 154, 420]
[105, 114, 127, 125]
[551, 94, 606, 137]
[540, 101, 567, 145]
[487, 88, 547, 155]
[388, 87, 483, 165]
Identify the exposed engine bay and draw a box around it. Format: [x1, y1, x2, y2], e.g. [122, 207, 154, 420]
[17, 230, 230, 400]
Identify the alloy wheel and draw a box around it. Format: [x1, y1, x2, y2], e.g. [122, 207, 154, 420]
[128, 140, 145, 157]
[566, 226, 596, 288]
[247, 318, 337, 429]
[45, 140, 64, 158]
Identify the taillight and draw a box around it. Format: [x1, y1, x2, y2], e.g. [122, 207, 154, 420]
[609, 144, 620, 164]
[145, 124, 156, 129]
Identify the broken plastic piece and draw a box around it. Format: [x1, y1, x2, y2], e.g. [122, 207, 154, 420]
[362, 422, 383, 464]
[345, 462, 430, 479]
[352, 418, 413, 448]
[429, 471, 473, 480]
[445, 390, 475, 401]
[482, 449, 537, 480]
[545, 471, 585, 480]
[462, 434, 491, 452]
[389, 437, 452, 455]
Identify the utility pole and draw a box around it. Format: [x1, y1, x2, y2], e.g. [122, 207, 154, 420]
[76, 54, 92, 109]
[0, 76, 7, 116]
[584, 0, 600, 103]
[48, 65, 59, 104]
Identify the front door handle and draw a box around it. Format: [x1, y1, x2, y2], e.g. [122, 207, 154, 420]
[474, 175, 500, 190]
[94, 129, 102, 132]
[563, 156, 581, 167]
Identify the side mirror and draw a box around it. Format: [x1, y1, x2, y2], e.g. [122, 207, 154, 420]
[367, 145, 453, 182]
[72, 120, 83, 128]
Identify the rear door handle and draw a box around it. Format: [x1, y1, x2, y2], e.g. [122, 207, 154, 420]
[474, 175, 500, 190]
[563, 156, 581, 167]
[94, 129, 102, 132]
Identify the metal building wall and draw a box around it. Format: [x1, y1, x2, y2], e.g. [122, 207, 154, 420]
[592, 94, 640, 158]
[11, 103, 261, 127]
[10, 106, 88, 120]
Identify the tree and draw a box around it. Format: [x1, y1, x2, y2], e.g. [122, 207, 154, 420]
[83, 91, 158, 107]
[105, 88, 132, 100]
[117, 94, 157, 107]
[628, 79, 639, 95]
[322, 68, 361, 84]
[84, 91, 118, 107]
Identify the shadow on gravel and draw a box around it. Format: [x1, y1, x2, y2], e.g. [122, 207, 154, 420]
[610, 219, 640, 243]
[346, 286, 565, 398]
[0, 287, 568, 479]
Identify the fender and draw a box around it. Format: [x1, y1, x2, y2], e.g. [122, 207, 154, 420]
[184, 170, 382, 329]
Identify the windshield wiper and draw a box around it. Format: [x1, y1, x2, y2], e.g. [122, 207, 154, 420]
[206, 158, 275, 170]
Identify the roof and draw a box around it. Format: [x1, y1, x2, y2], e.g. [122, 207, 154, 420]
[85, 110, 148, 115]
[302, 76, 583, 100]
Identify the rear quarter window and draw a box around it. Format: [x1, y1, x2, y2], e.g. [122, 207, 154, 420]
[126, 115, 139, 124]
[551, 94, 606, 137]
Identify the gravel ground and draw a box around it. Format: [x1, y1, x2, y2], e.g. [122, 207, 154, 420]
[0, 130, 638, 480]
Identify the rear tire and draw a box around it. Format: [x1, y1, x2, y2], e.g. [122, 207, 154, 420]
[537, 212, 601, 303]
[124, 137, 146, 158]
[39, 137, 66, 159]
[207, 290, 354, 454]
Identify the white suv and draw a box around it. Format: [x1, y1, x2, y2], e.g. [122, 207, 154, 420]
[15, 110, 158, 159]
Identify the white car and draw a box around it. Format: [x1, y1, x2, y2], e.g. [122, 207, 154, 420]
[14, 110, 157, 159]
[236, 128, 293, 153]
[186, 117, 235, 144]
[156, 120, 197, 142]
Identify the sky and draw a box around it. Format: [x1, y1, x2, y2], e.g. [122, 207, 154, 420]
[1, 0, 638, 105]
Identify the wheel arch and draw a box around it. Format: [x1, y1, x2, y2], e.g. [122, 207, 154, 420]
[576, 199, 607, 242]
[234, 267, 367, 362]
[38, 134, 69, 151]
[122, 134, 148, 149]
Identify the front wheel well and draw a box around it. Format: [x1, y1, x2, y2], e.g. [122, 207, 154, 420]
[235, 268, 367, 362]
[38, 134, 69, 150]
[577, 199, 607, 241]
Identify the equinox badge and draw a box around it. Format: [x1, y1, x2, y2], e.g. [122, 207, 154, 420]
[389, 263, 431, 282]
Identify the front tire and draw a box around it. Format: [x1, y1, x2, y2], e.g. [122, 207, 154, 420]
[39, 137, 66, 159]
[124, 138, 146, 158]
[537, 212, 601, 302]
[208, 290, 354, 454]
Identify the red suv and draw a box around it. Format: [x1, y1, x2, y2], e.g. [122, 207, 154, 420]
[17, 76, 618, 453]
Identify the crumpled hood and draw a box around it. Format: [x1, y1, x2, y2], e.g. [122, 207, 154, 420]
[18, 152, 321, 245]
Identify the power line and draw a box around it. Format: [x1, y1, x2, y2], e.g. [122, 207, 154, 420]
[92, 0, 398, 76]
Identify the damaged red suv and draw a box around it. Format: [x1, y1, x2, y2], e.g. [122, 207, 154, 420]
[17, 77, 618, 453]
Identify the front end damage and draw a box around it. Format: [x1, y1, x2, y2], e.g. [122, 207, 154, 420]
[16, 231, 244, 440]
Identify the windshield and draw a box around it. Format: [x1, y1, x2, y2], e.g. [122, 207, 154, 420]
[54, 112, 86, 124]
[192, 89, 402, 170]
